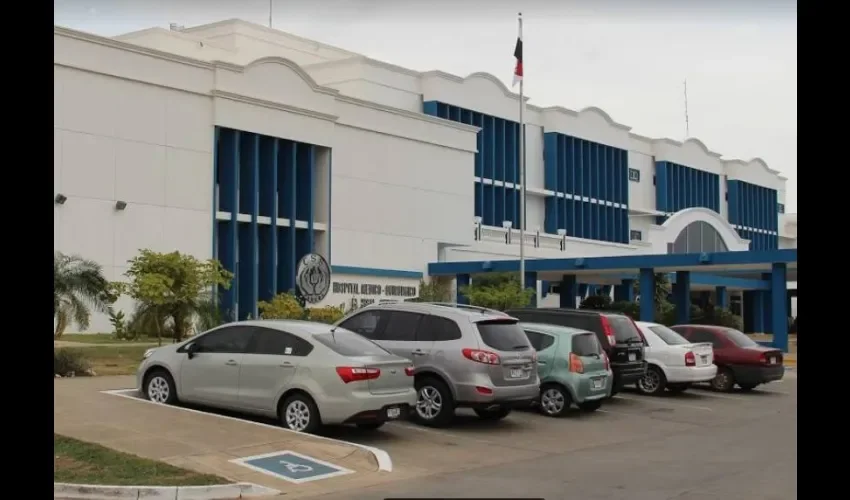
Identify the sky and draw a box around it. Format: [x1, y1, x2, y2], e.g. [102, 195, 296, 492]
[54, 0, 798, 213]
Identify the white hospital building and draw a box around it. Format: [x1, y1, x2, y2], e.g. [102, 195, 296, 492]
[53, 20, 798, 333]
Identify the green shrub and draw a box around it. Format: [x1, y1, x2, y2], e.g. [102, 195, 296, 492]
[307, 304, 346, 324]
[54, 349, 91, 377]
[609, 301, 640, 320]
[579, 295, 613, 310]
[258, 292, 305, 320]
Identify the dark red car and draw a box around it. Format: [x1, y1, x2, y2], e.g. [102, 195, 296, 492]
[670, 325, 784, 392]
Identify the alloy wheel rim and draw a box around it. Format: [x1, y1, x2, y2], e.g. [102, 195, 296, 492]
[541, 388, 565, 415]
[640, 371, 660, 393]
[714, 372, 730, 389]
[416, 386, 442, 420]
[148, 376, 169, 403]
[285, 400, 311, 431]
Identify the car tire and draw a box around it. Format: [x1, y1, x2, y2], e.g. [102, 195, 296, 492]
[144, 369, 178, 405]
[666, 383, 690, 394]
[636, 365, 667, 396]
[578, 400, 602, 412]
[279, 393, 321, 433]
[356, 422, 385, 430]
[474, 406, 512, 421]
[738, 384, 758, 392]
[414, 377, 455, 427]
[710, 367, 735, 392]
[538, 383, 572, 417]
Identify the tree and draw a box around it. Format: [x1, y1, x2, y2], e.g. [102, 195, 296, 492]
[53, 252, 114, 339]
[117, 250, 233, 345]
[409, 276, 452, 303]
[258, 292, 305, 320]
[460, 275, 535, 311]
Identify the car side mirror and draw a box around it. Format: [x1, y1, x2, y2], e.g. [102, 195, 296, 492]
[186, 343, 200, 359]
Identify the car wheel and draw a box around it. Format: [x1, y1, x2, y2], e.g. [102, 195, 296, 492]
[636, 366, 667, 396]
[667, 383, 691, 394]
[538, 383, 572, 417]
[280, 393, 321, 433]
[738, 384, 758, 392]
[710, 367, 735, 392]
[474, 406, 512, 421]
[578, 400, 602, 412]
[414, 377, 455, 427]
[356, 422, 385, 430]
[144, 369, 178, 405]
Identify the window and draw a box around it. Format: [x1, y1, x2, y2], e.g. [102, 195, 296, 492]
[339, 310, 383, 339]
[571, 333, 602, 356]
[418, 315, 463, 342]
[648, 325, 690, 345]
[382, 311, 424, 342]
[477, 320, 531, 351]
[524, 330, 556, 351]
[249, 328, 314, 357]
[718, 328, 759, 348]
[628, 168, 641, 182]
[194, 326, 253, 354]
[778, 203, 785, 214]
[670, 221, 729, 254]
[630, 230, 642, 241]
[313, 329, 392, 357]
[688, 329, 722, 348]
[604, 315, 643, 343]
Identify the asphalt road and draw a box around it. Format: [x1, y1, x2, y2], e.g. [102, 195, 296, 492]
[311, 372, 797, 500]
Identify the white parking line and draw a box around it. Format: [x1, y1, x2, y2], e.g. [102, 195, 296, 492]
[687, 391, 748, 401]
[100, 389, 394, 472]
[613, 395, 714, 412]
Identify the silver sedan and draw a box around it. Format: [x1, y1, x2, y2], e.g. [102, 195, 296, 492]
[136, 320, 417, 433]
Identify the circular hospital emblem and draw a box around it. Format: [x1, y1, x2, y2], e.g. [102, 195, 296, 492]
[296, 253, 331, 304]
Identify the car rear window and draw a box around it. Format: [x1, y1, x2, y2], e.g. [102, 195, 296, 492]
[649, 325, 690, 345]
[605, 315, 643, 343]
[571, 333, 602, 356]
[476, 320, 531, 352]
[719, 328, 759, 348]
[313, 329, 391, 357]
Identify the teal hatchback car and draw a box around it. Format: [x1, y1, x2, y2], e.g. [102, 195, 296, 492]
[520, 323, 613, 417]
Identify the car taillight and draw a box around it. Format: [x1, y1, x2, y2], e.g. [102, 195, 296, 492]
[569, 353, 584, 373]
[462, 348, 501, 365]
[336, 367, 381, 384]
[684, 351, 696, 367]
[404, 366, 415, 376]
[759, 352, 771, 364]
[600, 316, 617, 347]
[532, 350, 538, 363]
[602, 352, 610, 371]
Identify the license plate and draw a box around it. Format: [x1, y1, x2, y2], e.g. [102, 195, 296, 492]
[769, 358, 777, 365]
[387, 407, 401, 419]
[592, 378, 604, 390]
[510, 368, 524, 378]
[700, 355, 708, 363]
[628, 353, 637, 362]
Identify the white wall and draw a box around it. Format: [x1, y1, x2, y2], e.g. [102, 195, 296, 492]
[313, 273, 421, 309]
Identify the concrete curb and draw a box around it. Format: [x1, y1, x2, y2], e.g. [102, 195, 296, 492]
[102, 389, 394, 472]
[53, 482, 279, 499]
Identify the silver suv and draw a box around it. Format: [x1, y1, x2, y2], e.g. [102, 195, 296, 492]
[335, 302, 540, 427]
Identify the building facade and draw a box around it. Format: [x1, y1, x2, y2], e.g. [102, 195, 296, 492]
[53, 20, 798, 331]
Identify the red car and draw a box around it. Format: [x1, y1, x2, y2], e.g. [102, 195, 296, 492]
[670, 325, 784, 392]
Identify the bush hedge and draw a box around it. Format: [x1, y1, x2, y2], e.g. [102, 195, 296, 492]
[580, 295, 743, 330]
[54, 349, 91, 377]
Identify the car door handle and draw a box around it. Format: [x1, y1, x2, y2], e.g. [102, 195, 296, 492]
[538, 361, 547, 365]
[225, 360, 238, 366]
[411, 350, 425, 356]
[280, 361, 293, 367]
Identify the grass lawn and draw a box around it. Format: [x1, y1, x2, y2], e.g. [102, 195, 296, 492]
[54, 434, 227, 486]
[59, 334, 158, 345]
[59, 345, 153, 376]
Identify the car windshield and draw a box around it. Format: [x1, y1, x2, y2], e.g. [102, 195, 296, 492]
[313, 329, 391, 357]
[648, 325, 690, 345]
[719, 328, 759, 348]
[606, 315, 643, 343]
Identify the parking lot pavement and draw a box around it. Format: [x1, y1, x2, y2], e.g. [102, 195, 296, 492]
[54, 376, 402, 498]
[307, 376, 797, 500]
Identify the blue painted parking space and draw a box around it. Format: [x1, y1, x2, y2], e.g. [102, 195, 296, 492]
[230, 450, 354, 484]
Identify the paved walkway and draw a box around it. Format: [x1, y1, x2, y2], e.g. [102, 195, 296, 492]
[54, 376, 396, 497]
[53, 341, 159, 348]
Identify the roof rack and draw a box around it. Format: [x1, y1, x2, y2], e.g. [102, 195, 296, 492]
[415, 302, 509, 316]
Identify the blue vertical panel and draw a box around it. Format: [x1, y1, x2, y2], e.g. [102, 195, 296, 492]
[544, 133, 558, 191]
[449, 105, 460, 122]
[583, 141, 592, 198]
[496, 119, 506, 183]
[237, 222, 257, 320]
[461, 109, 472, 124]
[306, 145, 315, 252]
[221, 129, 240, 316]
[566, 137, 576, 195]
[276, 141, 296, 294]
[576, 140, 584, 197]
[544, 197, 558, 234]
[456, 274, 471, 305]
[621, 150, 628, 206]
[483, 185, 494, 226]
[507, 188, 517, 227]
[514, 121, 521, 186]
[241, 133, 260, 319]
[474, 113, 483, 178]
[589, 143, 598, 200]
[495, 186, 505, 225]
[422, 101, 438, 117]
[727, 180, 738, 226]
[474, 182, 482, 219]
[622, 208, 629, 244]
[582, 201, 592, 240]
[507, 122, 517, 185]
[575, 199, 584, 238]
[566, 198, 575, 237]
[483, 117, 494, 179]
[655, 161, 668, 214]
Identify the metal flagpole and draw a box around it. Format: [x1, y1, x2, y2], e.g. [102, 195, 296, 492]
[518, 13, 527, 291]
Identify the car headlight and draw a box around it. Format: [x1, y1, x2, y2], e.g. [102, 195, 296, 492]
[143, 348, 156, 359]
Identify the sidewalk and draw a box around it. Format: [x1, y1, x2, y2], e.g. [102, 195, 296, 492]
[54, 376, 396, 497]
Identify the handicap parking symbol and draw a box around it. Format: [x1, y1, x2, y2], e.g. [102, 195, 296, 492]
[231, 450, 354, 484]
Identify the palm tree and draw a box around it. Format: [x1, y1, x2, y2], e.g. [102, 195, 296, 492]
[53, 252, 111, 339]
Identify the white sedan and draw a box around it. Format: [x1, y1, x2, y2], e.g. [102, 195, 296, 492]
[634, 321, 717, 395]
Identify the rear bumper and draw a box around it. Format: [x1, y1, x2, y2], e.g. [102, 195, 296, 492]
[455, 381, 540, 407]
[612, 361, 647, 386]
[666, 365, 717, 384]
[574, 372, 613, 403]
[342, 403, 412, 425]
[730, 364, 785, 386]
[318, 389, 417, 425]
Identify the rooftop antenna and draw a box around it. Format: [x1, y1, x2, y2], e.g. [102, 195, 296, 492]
[683, 78, 690, 139]
[268, 0, 273, 28]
